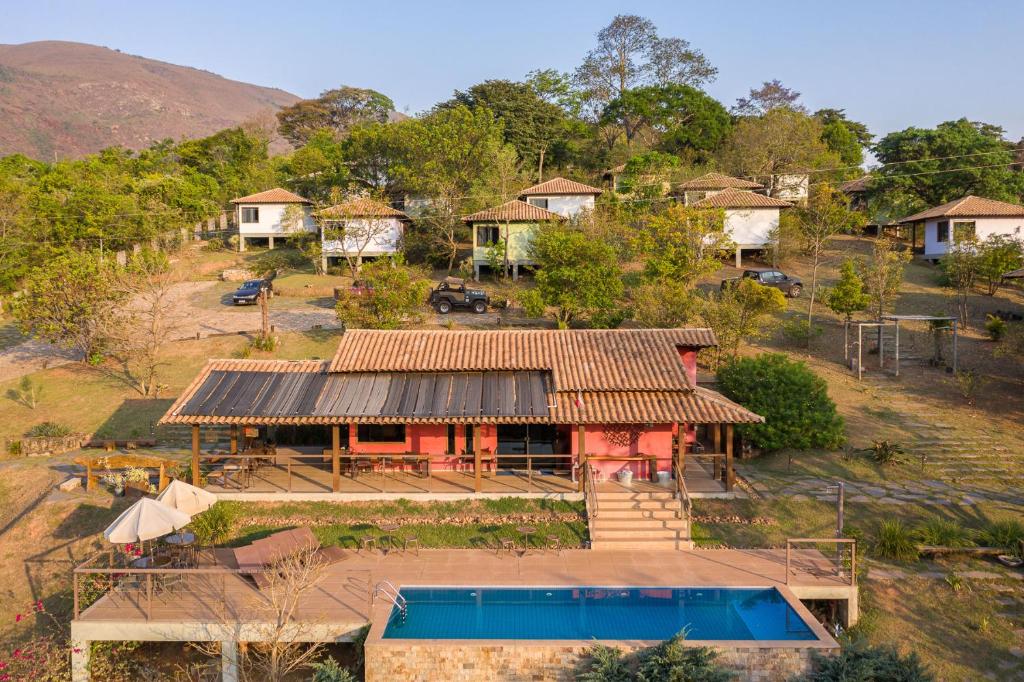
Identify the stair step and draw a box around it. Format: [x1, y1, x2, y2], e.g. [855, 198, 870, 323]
[591, 539, 693, 551]
[598, 509, 681, 520]
[593, 528, 683, 540]
[593, 518, 687, 530]
[599, 499, 678, 510]
[596, 491, 676, 500]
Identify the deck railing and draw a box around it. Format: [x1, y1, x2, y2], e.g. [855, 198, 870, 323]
[583, 462, 599, 538]
[673, 457, 692, 521]
[785, 538, 857, 587]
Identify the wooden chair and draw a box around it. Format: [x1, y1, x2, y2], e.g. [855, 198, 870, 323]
[359, 536, 377, 553]
[353, 457, 374, 478]
[545, 534, 562, 554]
[403, 536, 421, 555]
[498, 538, 516, 555]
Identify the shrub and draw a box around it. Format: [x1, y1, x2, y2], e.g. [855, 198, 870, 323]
[25, 421, 71, 438]
[577, 645, 631, 682]
[950, 369, 984, 405]
[858, 440, 906, 465]
[979, 519, 1024, 551]
[914, 519, 974, 548]
[780, 318, 822, 345]
[191, 503, 238, 545]
[717, 353, 844, 452]
[310, 656, 357, 682]
[577, 631, 735, 682]
[249, 333, 279, 352]
[802, 642, 934, 681]
[873, 519, 918, 562]
[203, 237, 224, 252]
[984, 314, 1007, 341]
[519, 288, 546, 318]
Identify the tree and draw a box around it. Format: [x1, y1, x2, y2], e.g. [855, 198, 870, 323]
[801, 642, 934, 682]
[12, 251, 123, 361]
[872, 119, 1024, 209]
[825, 258, 871, 321]
[276, 86, 394, 146]
[975, 234, 1023, 295]
[530, 225, 624, 327]
[637, 204, 732, 287]
[630, 281, 696, 328]
[860, 237, 912, 320]
[698, 280, 787, 365]
[334, 255, 430, 329]
[717, 109, 837, 196]
[940, 239, 979, 327]
[282, 130, 349, 201]
[717, 353, 845, 452]
[814, 108, 872, 168]
[790, 184, 865, 340]
[341, 121, 409, 196]
[600, 84, 730, 154]
[176, 126, 276, 204]
[440, 80, 566, 173]
[733, 79, 804, 117]
[617, 151, 681, 197]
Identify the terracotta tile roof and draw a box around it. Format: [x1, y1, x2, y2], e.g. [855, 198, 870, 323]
[898, 195, 1024, 223]
[230, 188, 311, 204]
[328, 329, 717, 391]
[316, 197, 409, 219]
[519, 177, 603, 196]
[676, 172, 764, 191]
[839, 175, 872, 193]
[691, 188, 792, 209]
[462, 200, 565, 223]
[555, 388, 762, 424]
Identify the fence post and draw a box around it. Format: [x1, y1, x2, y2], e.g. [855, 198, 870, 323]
[146, 573, 153, 621]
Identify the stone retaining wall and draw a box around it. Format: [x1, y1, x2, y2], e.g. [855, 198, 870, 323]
[365, 641, 826, 682]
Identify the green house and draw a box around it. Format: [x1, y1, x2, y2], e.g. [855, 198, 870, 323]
[463, 199, 563, 280]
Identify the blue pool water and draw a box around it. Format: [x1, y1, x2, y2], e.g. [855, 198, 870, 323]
[382, 587, 816, 641]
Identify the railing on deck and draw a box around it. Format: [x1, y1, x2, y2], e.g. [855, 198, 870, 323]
[583, 462, 598, 538]
[785, 538, 857, 586]
[673, 457, 691, 521]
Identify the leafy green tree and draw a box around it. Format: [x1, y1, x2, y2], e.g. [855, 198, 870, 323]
[282, 130, 349, 201]
[12, 251, 123, 361]
[976, 233, 1023, 295]
[717, 353, 845, 452]
[940, 239, 979, 327]
[334, 255, 430, 329]
[790, 184, 865, 338]
[630, 281, 696, 328]
[617, 151, 681, 197]
[815, 108, 872, 167]
[638, 204, 732, 287]
[872, 119, 1024, 209]
[176, 126, 275, 203]
[698, 279, 787, 365]
[440, 80, 566, 172]
[276, 86, 394, 146]
[341, 121, 409, 196]
[600, 84, 730, 155]
[530, 225, 624, 327]
[801, 642, 934, 682]
[825, 258, 871, 321]
[860, 237, 912, 320]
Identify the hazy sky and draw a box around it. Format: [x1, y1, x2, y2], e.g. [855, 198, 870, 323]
[4, 0, 1024, 142]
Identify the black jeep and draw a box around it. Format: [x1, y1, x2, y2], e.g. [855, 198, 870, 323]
[428, 277, 490, 314]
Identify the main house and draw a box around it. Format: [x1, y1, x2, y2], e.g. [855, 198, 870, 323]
[315, 197, 409, 271]
[691, 188, 792, 266]
[464, 200, 564, 280]
[230, 188, 316, 252]
[518, 176, 603, 219]
[898, 195, 1024, 260]
[162, 328, 761, 500]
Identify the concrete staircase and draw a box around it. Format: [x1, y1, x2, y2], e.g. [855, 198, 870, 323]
[589, 488, 692, 550]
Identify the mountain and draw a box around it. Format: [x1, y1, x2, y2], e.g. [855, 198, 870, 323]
[0, 41, 301, 159]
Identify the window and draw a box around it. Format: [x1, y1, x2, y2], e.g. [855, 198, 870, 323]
[465, 424, 475, 454]
[936, 220, 949, 243]
[953, 221, 976, 242]
[356, 424, 406, 443]
[527, 197, 549, 210]
[476, 225, 500, 246]
[447, 424, 457, 455]
[240, 206, 259, 224]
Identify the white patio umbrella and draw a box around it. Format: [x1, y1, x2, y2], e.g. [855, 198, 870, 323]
[156, 479, 218, 516]
[103, 497, 192, 544]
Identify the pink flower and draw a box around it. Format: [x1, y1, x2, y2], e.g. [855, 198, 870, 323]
[34, 601, 43, 612]
[13, 614, 21, 623]
[11, 650, 19, 659]
[1, 672, 10, 681]
[72, 648, 82, 654]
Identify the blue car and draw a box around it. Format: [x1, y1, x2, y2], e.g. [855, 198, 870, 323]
[232, 279, 272, 305]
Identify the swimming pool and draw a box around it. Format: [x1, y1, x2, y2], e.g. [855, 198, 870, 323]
[381, 587, 817, 641]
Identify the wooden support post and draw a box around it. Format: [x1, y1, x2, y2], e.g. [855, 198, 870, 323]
[331, 425, 341, 492]
[725, 424, 734, 492]
[230, 425, 238, 456]
[577, 425, 586, 493]
[191, 425, 200, 487]
[158, 462, 168, 492]
[712, 423, 722, 480]
[474, 427, 483, 493]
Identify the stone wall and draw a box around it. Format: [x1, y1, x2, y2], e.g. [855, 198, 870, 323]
[365, 641, 828, 682]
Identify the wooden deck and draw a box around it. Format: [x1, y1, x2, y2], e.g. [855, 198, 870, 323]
[75, 547, 853, 633]
[203, 457, 728, 498]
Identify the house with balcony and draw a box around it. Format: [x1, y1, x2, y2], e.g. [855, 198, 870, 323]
[463, 200, 563, 280]
[518, 177, 603, 219]
[691, 188, 792, 266]
[230, 188, 316, 252]
[315, 197, 409, 271]
[897, 195, 1024, 260]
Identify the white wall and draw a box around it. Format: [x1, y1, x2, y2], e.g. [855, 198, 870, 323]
[236, 203, 315, 237]
[322, 217, 404, 257]
[773, 174, 809, 203]
[923, 216, 1024, 257]
[525, 195, 595, 219]
[725, 208, 779, 247]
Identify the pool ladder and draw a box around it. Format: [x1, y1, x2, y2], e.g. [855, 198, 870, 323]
[374, 580, 407, 622]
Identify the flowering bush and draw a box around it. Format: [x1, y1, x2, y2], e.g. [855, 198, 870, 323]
[1, 601, 70, 682]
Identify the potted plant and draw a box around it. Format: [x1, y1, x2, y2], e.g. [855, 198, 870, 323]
[617, 468, 634, 486]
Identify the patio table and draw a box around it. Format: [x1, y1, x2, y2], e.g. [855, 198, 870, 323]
[378, 523, 400, 554]
[164, 532, 196, 546]
[131, 555, 172, 569]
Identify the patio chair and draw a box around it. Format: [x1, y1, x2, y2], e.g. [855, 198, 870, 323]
[402, 454, 427, 478]
[376, 455, 395, 477]
[545, 534, 562, 554]
[498, 537, 516, 555]
[358, 536, 377, 553]
[403, 536, 421, 556]
[353, 457, 374, 478]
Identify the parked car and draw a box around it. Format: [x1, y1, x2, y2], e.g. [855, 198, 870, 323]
[232, 279, 273, 305]
[428, 277, 490, 314]
[721, 269, 802, 297]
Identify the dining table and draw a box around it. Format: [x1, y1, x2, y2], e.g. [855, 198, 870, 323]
[164, 532, 196, 546]
[378, 523, 401, 554]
